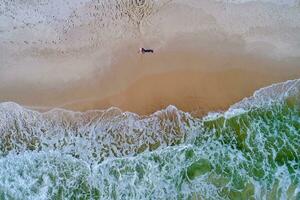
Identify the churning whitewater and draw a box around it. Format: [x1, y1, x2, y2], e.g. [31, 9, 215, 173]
[0, 79, 299, 199]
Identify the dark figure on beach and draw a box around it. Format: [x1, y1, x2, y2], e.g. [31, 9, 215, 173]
[139, 47, 154, 54]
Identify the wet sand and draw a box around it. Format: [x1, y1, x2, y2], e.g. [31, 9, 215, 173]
[61, 68, 300, 117]
[50, 40, 300, 116]
[2, 35, 300, 116]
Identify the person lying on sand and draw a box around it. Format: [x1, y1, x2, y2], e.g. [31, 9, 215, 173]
[139, 47, 154, 54]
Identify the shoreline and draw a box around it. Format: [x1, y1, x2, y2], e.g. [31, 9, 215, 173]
[34, 67, 300, 117]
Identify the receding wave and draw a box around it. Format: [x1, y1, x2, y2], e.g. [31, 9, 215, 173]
[0, 79, 299, 199]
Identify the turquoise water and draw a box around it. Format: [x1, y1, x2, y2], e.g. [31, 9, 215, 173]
[0, 79, 299, 200]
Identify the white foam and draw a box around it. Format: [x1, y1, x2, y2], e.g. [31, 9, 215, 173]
[202, 78, 300, 121]
[0, 100, 196, 162]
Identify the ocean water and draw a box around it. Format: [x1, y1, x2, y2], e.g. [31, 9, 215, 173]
[0, 79, 299, 199]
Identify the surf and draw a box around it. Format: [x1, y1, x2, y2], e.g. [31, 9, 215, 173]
[0, 79, 299, 199]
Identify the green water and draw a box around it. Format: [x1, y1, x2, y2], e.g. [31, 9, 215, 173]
[0, 81, 300, 199]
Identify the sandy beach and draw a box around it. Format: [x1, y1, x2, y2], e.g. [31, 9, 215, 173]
[1, 0, 300, 116]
